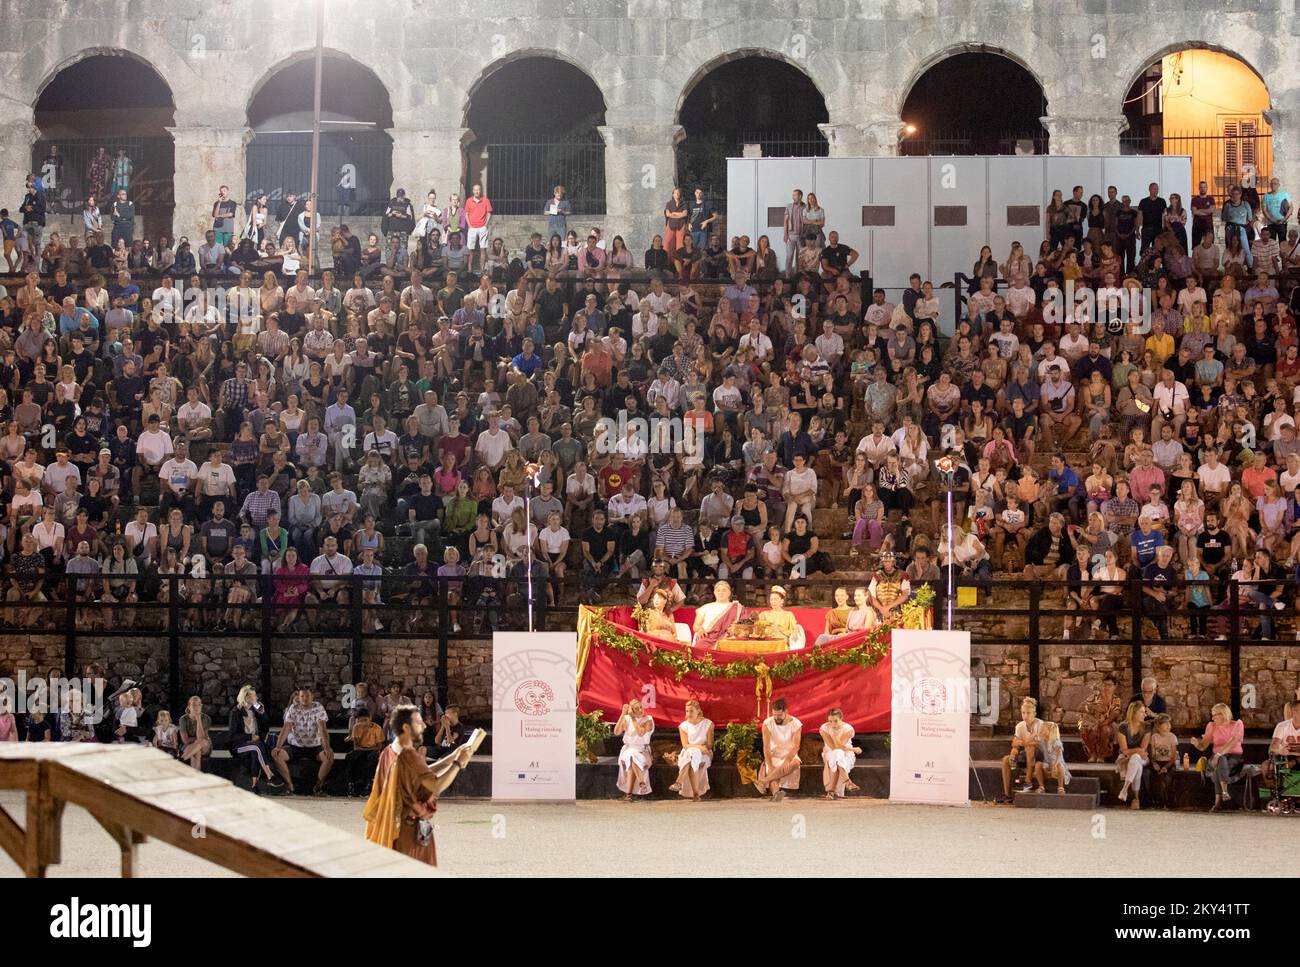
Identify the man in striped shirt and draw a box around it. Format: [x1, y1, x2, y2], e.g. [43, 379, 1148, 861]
[654, 507, 695, 579]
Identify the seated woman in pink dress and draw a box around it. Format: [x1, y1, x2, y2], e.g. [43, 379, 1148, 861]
[691, 580, 743, 649]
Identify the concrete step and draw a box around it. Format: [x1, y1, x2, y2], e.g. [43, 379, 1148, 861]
[1014, 790, 1100, 809]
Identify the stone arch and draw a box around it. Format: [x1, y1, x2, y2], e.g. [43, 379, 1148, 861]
[24, 34, 195, 111]
[1119, 41, 1273, 108]
[667, 32, 848, 122]
[244, 47, 399, 125]
[243, 50, 396, 217]
[460, 46, 618, 128]
[897, 42, 1053, 118]
[460, 51, 613, 215]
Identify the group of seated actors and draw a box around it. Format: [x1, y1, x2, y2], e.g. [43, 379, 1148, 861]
[638, 578, 883, 652]
[614, 697, 861, 803]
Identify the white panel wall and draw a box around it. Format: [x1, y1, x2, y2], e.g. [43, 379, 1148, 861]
[756, 158, 815, 264]
[868, 158, 929, 288]
[987, 156, 1045, 268]
[726, 155, 1193, 329]
[930, 157, 987, 286]
[809, 157, 870, 269]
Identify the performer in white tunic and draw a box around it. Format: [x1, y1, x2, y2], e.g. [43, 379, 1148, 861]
[818, 708, 862, 799]
[671, 699, 714, 800]
[613, 699, 654, 801]
[755, 698, 802, 800]
[691, 579, 743, 649]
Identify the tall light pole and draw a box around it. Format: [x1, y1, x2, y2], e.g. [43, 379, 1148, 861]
[306, 0, 325, 277]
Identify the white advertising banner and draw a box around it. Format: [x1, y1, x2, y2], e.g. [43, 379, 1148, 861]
[889, 629, 971, 806]
[491, 632, 577, 800]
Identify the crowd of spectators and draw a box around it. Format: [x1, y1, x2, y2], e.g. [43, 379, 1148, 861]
[1, 166, 1299, 647]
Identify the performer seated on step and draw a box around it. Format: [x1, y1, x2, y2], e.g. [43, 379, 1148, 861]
[691, 579, 743, 649]
[754, 697, 802, 801]
[1000, 697, 1044, 801]
[363, 704, 474, 866]
[814, 587, 852, 645]
[846, 586, 880, 631]
[869, 551, 911, 624]
[756, 585, 804, 649]
[819, 707, 861, 799]
[671, 699, 715, 800]
[614, 698, 655, 802]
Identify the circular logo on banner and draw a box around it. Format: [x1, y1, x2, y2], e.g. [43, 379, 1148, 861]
[513, 679, 555, 716]
[909, 678, 948, 716]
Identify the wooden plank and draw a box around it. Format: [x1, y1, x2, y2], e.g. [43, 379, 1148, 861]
[0, 759, 39, 792]
[0, 746, 441, 878]
[0, 804, 28, 871]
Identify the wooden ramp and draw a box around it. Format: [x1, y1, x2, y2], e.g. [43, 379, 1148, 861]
[0, 744, 441, 878]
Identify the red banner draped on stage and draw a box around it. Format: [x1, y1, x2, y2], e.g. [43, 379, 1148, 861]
[577, 606, 893, 731]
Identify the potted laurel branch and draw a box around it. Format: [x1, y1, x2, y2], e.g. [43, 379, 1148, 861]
[716, 720, 761, 786]
[576, 709, 608, 764]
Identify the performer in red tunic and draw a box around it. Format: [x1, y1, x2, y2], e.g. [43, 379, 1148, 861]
[363, 704, 474, 866]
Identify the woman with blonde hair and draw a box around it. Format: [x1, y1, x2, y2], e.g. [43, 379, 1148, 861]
[672, 699, 714, 801]
[1116, 700, 1150, 809]
[226, 685, 281, 792]
[1034, 720, 1071, 794]
[613, 698, 654, 802]
[1190, 702, 1246, 811]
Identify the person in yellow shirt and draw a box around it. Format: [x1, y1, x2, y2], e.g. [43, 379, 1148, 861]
[346, 707, 386, 796]
[1144, 318, 1175, 367]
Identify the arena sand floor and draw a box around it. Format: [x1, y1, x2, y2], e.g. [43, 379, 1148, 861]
[0, 791, 1289, 877]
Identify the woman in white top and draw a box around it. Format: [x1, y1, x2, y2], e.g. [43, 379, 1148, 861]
[614, 698, 654, 801]
[819, 708, 861, 799]
[280, 237, 302, 278]
[672, 699, 714, 800]
[32, 506, 65, 567]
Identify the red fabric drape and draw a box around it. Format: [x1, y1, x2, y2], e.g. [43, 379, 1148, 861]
[579, 608, 892, 731]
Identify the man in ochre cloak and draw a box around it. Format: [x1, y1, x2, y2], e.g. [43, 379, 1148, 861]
[363, 704, 474, 866]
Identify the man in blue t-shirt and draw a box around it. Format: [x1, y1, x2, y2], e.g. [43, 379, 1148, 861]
[511, 337, 543, 379]
[1129, 516, 1165, 571]
[1263, 176, 1292, 244]
[1047, 453, 1081, 524]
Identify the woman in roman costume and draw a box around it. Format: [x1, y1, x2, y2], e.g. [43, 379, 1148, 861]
[819, 707, 861, 799]
[613, 698, 654, 802]
[671, 699, 714, 800]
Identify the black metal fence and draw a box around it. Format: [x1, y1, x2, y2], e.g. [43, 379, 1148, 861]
[479, 138, 606, 216]
[898, 130, 1048, 157]
[4, 572, 1289, 720]
[31, 137, 175, 219]
[244, 130, 394, 218]
[1119, 129, 1273, 206]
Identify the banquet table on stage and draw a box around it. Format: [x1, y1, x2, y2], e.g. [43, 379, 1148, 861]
[713, 638, 788, 653]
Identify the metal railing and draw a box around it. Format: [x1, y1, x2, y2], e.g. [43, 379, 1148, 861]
[898, 130, 1048, 157]
[2, 572, 1288, 720]
[244, 130, 394, 218]
[31, 137, 175, 217]
[479, 138, 606, 217]
[1119, 130, 1273, 207]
